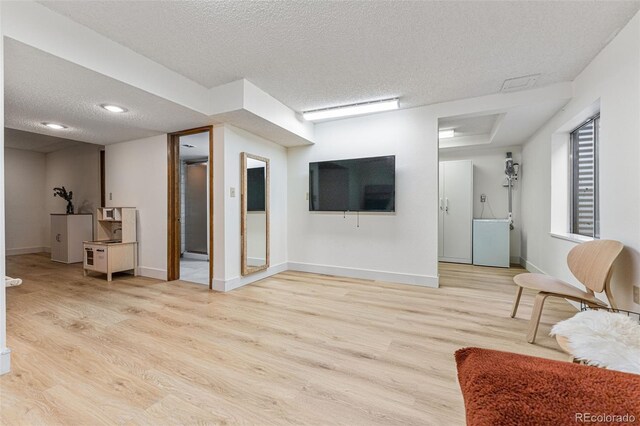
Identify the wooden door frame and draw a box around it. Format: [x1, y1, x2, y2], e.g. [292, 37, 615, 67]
[100, 150, 106, 207]
[167, 126, 214, 289]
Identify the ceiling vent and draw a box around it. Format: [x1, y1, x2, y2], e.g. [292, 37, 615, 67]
[500, 74, 540, 93]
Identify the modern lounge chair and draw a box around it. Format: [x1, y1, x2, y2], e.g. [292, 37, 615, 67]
[511, 239, 624, 343]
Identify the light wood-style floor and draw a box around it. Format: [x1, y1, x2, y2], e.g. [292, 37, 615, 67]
[1, 254, 576, 425]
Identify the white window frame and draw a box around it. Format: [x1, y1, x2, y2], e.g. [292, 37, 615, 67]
[549, 100, 600, 244]
[569, 115, 599, 239]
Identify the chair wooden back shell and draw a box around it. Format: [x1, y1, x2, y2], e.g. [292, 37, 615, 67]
[567, 240, 624, 294]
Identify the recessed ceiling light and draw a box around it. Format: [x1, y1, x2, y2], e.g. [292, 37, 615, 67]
[182, 144, 195, 148]
[302, 98, 399, 121]
[439, 129, 455, 139]
[101, 104, 128, 113]
[42, 122, 67, 130]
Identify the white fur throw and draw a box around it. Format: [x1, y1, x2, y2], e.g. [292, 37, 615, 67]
[551, 310, 640, 374]
[4, 276, 22, 287]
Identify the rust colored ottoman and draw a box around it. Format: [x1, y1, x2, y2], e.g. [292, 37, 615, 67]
[455, 347, 640, 426]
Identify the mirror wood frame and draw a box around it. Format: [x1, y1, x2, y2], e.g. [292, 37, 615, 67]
[241, 152, 270, 276]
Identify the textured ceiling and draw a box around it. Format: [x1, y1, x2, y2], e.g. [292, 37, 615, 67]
[4, 128, 90, 153]
[5, 39, 208, 145]
[40, 1, 640, 112]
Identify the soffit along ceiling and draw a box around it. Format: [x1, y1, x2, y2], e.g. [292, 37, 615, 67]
[4, 128, 89, 153]
[40, 1, 640, 112]
[440, 115, 500, 139]
[438, 97, 570, 150]
[4, 38, 208, 145]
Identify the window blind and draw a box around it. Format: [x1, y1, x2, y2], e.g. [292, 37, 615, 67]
[571, 116, 599, 238]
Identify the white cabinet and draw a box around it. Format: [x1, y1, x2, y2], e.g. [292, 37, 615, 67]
[438, 160, 473, 264]
[51, 214, 93, 263]
[473, 219, 510, 267]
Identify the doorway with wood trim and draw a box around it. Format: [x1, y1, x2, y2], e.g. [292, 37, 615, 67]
[167, 126, 214, 289]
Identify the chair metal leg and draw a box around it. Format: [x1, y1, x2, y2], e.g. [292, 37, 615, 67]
[510, 286, 523, 318]
[527, 293, 549, 344]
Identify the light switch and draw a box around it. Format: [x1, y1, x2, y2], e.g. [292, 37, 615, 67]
[230, 187, 236, 197]
[109, 192, 113, 201]
[306, 192, 309, 200]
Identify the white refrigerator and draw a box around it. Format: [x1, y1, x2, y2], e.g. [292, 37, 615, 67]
[472, 219, 510, 268]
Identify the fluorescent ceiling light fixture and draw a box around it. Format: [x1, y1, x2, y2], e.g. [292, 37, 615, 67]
[439, 129, 455, 139]
[101, 104, 128, 113]
[42, 122, 67, 130]
[303, 98, 399, 121]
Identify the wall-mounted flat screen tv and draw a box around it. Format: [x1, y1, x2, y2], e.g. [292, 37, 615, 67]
[309, 155, 395, 212]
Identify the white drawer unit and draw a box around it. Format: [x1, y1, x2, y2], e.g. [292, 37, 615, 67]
[50, 214, 93, 263]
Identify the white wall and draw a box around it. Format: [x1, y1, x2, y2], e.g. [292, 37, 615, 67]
[105, 134, 168, 280]
[216, 125, 288, 291]
[521, 12, 640, 311]
[45, 144, 102, 243]
[4, 148, 47, 254]
[287, 107, 439, 286]
[0, 1, 10, 376]
[440, 146, 522, 260]
[3, 143, 102, 253]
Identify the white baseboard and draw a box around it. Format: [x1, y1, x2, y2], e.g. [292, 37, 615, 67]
[213, 262, 288, 292]
[6, 247, 48, 256]
[136, 266, 167, 281]
[287, 261, 439, 288]
[0, 348, 11, 375]
[182, 252, 208, 261]
[524, 259, 546, 275]
[212, 279, 225, 292]
[439, 256, 471, 264]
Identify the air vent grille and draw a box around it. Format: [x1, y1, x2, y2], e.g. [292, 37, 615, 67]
[501, 74, 540, 93]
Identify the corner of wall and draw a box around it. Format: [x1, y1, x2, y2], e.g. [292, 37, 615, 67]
[0, 0, 9, 375]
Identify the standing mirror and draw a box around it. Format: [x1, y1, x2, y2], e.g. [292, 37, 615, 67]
[241, 152, 270, 276]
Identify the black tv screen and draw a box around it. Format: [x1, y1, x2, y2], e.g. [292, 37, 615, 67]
[309, 155, 395, 212]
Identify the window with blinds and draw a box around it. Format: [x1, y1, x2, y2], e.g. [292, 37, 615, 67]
[571, 115, 599, 238]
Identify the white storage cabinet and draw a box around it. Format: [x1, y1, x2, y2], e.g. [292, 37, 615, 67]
[473, 219, 510, 268]
[438, 160, 473, 264]
[50, 214, 93, 263]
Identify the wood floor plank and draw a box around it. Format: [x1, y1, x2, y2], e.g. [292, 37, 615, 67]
[1, 254, 576, 425]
